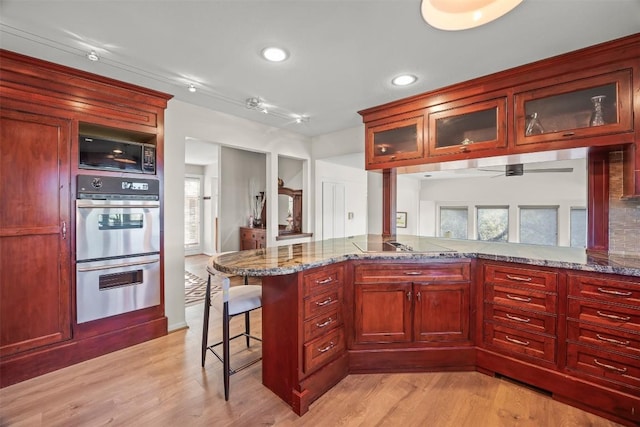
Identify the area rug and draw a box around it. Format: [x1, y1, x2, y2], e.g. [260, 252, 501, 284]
[185, 271, 219, 306]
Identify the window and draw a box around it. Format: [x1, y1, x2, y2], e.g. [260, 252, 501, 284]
[184, 176, 202, 250]
[440, 207, 468, 239]
[520, 206, 558, 246]
[477, 206, 509, 242]
[570, 207, 587, 248]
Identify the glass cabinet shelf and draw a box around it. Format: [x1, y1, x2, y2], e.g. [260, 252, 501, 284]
[515, 70, 633, 146]
[428, 98, 507, 157]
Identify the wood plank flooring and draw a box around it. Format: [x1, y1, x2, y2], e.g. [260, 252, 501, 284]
[0, 285, 623, 426]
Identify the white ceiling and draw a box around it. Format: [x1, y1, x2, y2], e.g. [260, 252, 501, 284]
[2, 0, 639, 141]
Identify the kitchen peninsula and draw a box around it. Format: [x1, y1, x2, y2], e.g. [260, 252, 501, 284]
[209, 235, 640, 426]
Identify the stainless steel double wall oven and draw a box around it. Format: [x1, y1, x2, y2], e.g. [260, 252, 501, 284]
[76, 175, 160, 323]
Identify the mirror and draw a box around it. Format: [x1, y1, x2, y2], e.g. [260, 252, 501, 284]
[278, 187, 302, 234]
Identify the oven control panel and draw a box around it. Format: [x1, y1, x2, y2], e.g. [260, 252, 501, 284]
[77, 175, 159, 200]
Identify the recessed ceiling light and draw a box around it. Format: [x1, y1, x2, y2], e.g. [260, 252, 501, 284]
[188, 84, 197, 93]
[392, 74, 417, 86]
[261, 47, 288, 62]
[86, 50, 99, 61]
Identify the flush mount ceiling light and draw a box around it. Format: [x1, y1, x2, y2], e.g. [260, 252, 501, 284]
[261, 46, 289, 62]
[392, 74, 417, 86]
[188, 84, 197, 93]
[421, 0, 523, 31]
[86, 50, 99, 61]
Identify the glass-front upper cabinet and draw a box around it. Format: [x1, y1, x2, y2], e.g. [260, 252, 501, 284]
[428, 97, 507, 158]
[366, 112, 424, 168]
[514, 70, 633, 146]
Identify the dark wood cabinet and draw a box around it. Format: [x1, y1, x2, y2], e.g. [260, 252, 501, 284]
[0, 49, 171, 387]
[365, 112, 424, 169]
[353, 261, 471, 345]
[0, 109, 72, 357]
[427, 96, 507, 159]
[240, 226, 266, 250]
[262, 263, 347, 416]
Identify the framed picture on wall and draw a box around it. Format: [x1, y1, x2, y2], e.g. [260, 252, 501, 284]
[396, 212, 407, 228]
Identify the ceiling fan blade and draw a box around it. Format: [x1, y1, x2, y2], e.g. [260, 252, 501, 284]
[524, 168, 574, 173]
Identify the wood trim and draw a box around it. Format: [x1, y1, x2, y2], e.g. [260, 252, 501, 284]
[382, 168, 396, 236]
[587, 149, 610, 252]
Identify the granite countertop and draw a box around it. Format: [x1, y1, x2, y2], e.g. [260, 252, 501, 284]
[209, 234, 640, 278]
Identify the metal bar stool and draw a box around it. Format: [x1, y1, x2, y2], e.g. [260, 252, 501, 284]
[201, 268, 262, 400]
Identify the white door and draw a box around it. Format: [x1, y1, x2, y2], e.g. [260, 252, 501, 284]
[322, 182, 346, 240]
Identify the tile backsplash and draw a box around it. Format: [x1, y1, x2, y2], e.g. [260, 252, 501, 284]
[609, 151, 640, 255]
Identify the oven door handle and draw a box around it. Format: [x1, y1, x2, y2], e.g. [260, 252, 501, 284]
[76, 203, 160, 209]
[77, 258, 159, 272]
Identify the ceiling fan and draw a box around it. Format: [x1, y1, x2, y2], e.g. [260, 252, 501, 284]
[478, 163, 574, 177]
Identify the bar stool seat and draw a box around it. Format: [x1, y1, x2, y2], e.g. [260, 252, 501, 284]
[202, 265, 262, 400]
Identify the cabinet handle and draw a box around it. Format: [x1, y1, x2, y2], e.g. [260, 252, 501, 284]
[506, 294, 532, 303]
[597, 287, 632, 297]
[316, 277, 333, 285]
[61, 221, 67, 240]
[416, 291, 421, 302]
[404, 271, 422, 276]
[505, 313, 531, 323]
[407, 291, 412, 301]
[316, 297, 333, 307]
[506, 274, 532, 282]
[390, 156, 396, 160]
[562, 132, 576, 137]
[318, 341, 335, 353]
[596, 334, 630, 346]
[593, 359, 627, 373]
[505, 335, 530, 346]
[596, 311, 631, 321]
[316, 317, 333, 328]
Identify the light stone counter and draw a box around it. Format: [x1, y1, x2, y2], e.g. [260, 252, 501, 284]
[209, 235, 640, 278]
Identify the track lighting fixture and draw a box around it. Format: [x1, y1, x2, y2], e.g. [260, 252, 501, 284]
[86, 50, 99, 61]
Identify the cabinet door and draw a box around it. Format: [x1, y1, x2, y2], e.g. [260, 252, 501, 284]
[354, 283, 412, 343]
[428, 97, 507, 158]
[0, 109, 72, 357]
[366, 112, 424, 167]
[514, 70, 633, 147]
[414, 282, 470, 342]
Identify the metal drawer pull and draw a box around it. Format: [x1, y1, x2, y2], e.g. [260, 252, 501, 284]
[318, 341, 335, 353]
[593, 359, 627, 373]
[596, 334, 630, 346]
[404, 271, 422, 276]
[505, 336, 530, 346]
[596, 311, 631, 321]
[506, 294, 532, 303]
[506, 274, 533, 282]
[407, 291, 412, 301]
[597, 287, 632, 297]
[316, 277, 333, 284]
[316, 318, 333, 328]
[505, 313, 531, 323]
[562, 132, 576, 137]
[316, 298, 333, 307]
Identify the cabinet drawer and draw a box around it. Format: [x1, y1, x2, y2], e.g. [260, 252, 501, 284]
[566, 343, 640, 391]
[303, 266, 343, 297]
[568, 274, 640, 306]
[484, 303, 556, 335]
[304, 288, 341, 321]
[484, 264, 557, 292]
[304, 308, 342, 342]
[485, 284, 556, 313]
[240, 229, 265, 241]
[355, 262, 469, 283]
[567, 299, 640, 332]
[567, 320, 640, 358]
[303, 328, 345, 375]
[483, 322, 556, 363]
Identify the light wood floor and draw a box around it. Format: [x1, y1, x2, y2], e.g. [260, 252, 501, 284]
[0, 295, 623, 426]
[185, 254, 211, 280]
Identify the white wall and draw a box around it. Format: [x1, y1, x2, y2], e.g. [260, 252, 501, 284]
[203, 161, 219, 255]
[164, 99, 312, 332]
[397, 176, 421, 235]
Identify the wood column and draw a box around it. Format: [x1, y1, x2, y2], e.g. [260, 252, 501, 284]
[382, 168, 397, 237]
[587, 149, 609, 253]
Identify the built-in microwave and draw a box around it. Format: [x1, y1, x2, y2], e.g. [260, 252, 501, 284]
[79, 135, 156, 174]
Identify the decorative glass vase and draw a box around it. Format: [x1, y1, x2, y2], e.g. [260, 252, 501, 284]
[590, 95, 606, 127]
[525, 112, 544, 136]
